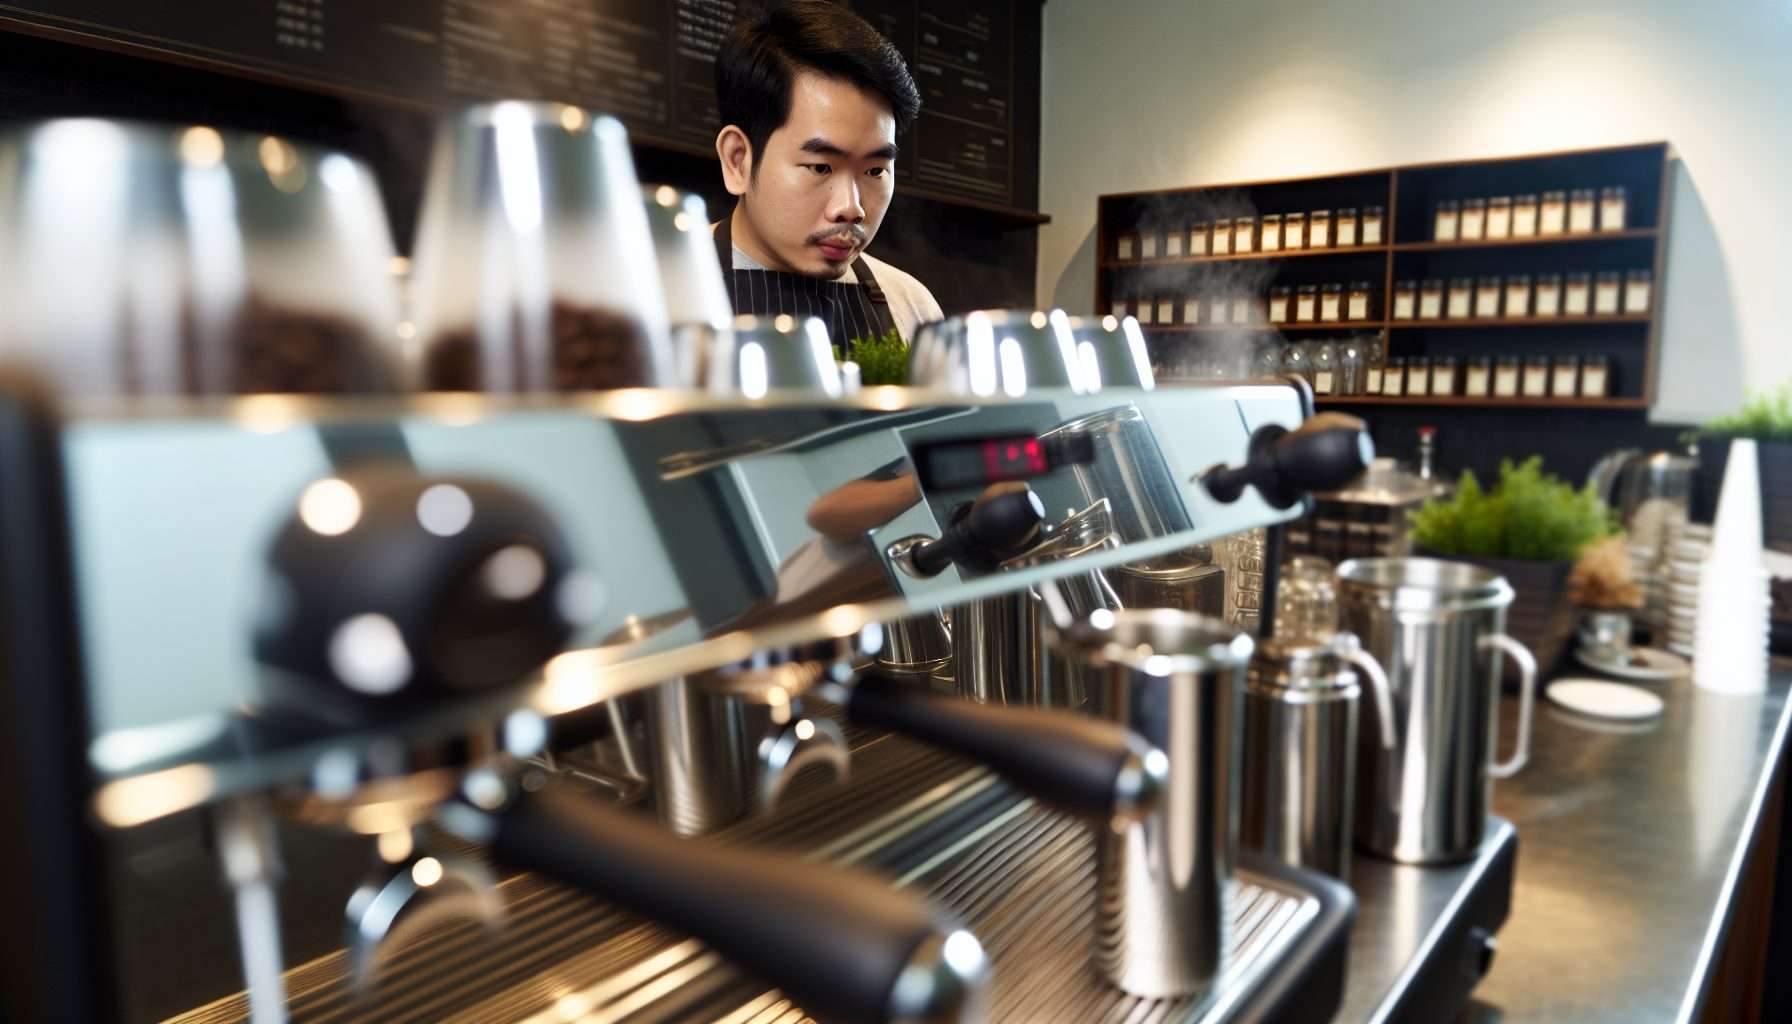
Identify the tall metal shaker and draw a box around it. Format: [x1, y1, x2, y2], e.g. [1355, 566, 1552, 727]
[1337, 557, 1538, 864]
[1242, 634, 1396, 881]
[1056, 608, 1252, 998]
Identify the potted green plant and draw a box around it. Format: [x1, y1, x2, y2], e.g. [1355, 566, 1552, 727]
[842, 328, 910, 386]
[1410, 456, 1617, 678]
[1695, 380, 1792, 547]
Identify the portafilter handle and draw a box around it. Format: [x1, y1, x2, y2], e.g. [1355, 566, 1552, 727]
[440, 772, 989, 1024]
[908, 482, 1047, 576]
[1201, 414, 1375, 510]
[840, 669, 1167, 827]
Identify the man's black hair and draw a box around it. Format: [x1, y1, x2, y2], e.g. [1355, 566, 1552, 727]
[716, 2, 922, 177]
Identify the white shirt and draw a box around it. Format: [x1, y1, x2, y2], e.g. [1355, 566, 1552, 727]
[729, 244, 943, 342]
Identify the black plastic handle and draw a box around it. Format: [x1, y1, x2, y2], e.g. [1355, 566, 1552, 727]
[846, 671, 1164, 824]
[462, 776, 986, 1024]
[911, 482, 1047, 576]
[1203, 418, 1375, 509]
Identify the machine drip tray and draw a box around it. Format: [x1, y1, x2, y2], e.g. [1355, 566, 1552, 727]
[169, 732, 1352, 1023]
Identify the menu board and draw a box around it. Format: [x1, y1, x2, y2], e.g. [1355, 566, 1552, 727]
[0, 0, 1024, 209]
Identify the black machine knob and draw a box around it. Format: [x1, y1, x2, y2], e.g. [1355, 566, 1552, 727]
[1201, 414, 1375, 510]
[910, 481, 1047, 576]
[253, 464, 583, 719]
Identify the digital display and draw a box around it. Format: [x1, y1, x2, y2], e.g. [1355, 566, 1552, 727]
[914, 433, 1093, 490]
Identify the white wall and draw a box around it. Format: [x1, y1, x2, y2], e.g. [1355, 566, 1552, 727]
[1038, 0, 1792, 423]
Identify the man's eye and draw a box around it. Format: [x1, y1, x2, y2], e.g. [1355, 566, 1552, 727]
[867, 167, 888, 178]
[803, 163, 832, 176]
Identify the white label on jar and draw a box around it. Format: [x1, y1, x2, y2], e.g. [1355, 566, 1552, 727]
[1296, 294, 1317, 321]
[1540, 204, 1566, 235]
[1565, 283, 1590, 315]
[1118, 237, 1134, 260]
[1267, 298, 1287, 323]
[1137, 302, 1154, 325]
[1476, 286, 1502, 318]
[1367, 367, 1383, 392]
[1487, 207, 1512, 239]
[1348, 294, 1369, 320]
[1210, 301, 1230, 324]
[1595, 280, 1621, 315]
[1111, 301, 1128, 318]
[1394, 293, 1416, 319]
[1601, 197, 1627, 231]
[1141, 234, 1158, 259]
[1432, 367, 1455, 395]
[1261, 223, 1281, 251]
[1212, 230, 1231, 256]
[1364, 219, 1383, 244]
[1232, 298, 1251, 323]
[1506, 286, 1530, 317]
[1184, 299, 1201, 324]
[1321, 293, 1342, 320]
[1448, 288, 1472, 319]
[1513, 208, 1538, 236]
[1495, 367, 1520, 396]
[1235, 224, 1254, 253]
[1339, 221, 1358, 247]
[1312, 220, 1331, 248]
[1286, 223, 1305, 249]
[1166, 233, 1184, 257]
[1535, 285, 1561, 316]
[1554, 366, 1579, 395]
[1461, 208, 1486, 240]
[1466, 366, 1489, 395]
[1384, 369, 1404, 396]
[1158, 299, 1175, 323]
[1625, 280, 1652, 314]
[1315, 371, 1334, 394]
[1524, 367, 1549, 397]
[1190, 229, 1208, 255]
[1419, 292, 1443, 319]
[1408, 372, 1430, 397]
[1582, 365, 1609, 396]
[1570, 200, 1596, 233]
[1436, 211, 1459, 242]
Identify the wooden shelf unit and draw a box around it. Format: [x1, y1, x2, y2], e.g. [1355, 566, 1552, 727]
[1096, 142, 1673, 409]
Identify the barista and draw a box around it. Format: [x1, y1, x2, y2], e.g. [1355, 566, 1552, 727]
[712, 1, 943, 344]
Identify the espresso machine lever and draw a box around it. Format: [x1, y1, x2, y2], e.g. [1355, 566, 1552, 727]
[1202, 414, 1375, 510]
[905, 482, 1047, 577]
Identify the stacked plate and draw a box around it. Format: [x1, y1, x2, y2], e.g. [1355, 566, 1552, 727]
[1662, 522, 1713, 657]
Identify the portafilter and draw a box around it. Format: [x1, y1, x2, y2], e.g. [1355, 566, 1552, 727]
[411, 102, 675, 393]
[0, 119, 401, 397]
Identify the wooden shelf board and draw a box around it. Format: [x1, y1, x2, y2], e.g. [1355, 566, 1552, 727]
[1315, 395, 1648, 409]
[1388, 314, 1650, 329]
[1101, 244, 1388, 268]
[1390, 228, 1657, 251]
[1141, 321, 1387, 333]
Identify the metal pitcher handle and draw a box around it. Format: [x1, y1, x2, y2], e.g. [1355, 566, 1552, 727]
[1331, 634, 1397, 750]
[757, 715, 851, 809]
[1480, 633, 1537, 780]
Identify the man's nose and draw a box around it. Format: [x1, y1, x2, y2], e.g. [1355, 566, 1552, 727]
[827, 177, 865, 223]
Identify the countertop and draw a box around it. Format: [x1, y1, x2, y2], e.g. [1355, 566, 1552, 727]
[1340, 663, 1791, 1022]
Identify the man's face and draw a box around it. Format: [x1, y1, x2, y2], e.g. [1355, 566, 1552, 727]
[740, 71, 897, 278]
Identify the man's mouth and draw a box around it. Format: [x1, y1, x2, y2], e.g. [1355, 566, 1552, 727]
[815, 238, 856, 262]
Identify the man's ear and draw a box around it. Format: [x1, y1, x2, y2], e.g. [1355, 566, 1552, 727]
[716, 126, 754, 197]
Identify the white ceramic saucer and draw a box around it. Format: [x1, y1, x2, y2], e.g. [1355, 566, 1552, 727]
[1574, 644, 1691, 681]
[1546, 678, 1665, 721]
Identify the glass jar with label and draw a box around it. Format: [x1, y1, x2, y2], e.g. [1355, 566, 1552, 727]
[1447, 277, 1474, 319]
[1281, 342, 1309, 382]
[1460, 198, 1487, 241]
[1393, 281, 1418, 320]
[1383, 356, 1406, 396]
[1347, 280, 1374, 321]
[1117, 231, 1138, 261]
[1513, 194, 1539, 236]
[1190, 222, 1210, 256]
[1232, 294, 1254, 324]
[1183, 294, 1202, 326]
[1135, 295, 1154, 325]
[1255, 343, 1282, 378]
[1111, 299, 1129, 320]
[1212, 217, 1233, 256]
[1594, 271, 1623, 315]
[1569, 189, 1597, 233]
[1165, 228, 1184, 258]
[1540, 191, 1568, 235]
[1234, 216, 1256, 254]
[1522, 355, 1551, 397]
[1552, 356, 1580, 397]
[1309, 340, 1335, 394]
[1625, 270, 1653, 314]
[1534, 274, 1562, 317]
[1320, 283, 1344, 321]
[1581, 355, 1611, 397]
[1337, 207, 1359, 247]
[1364, 206, 1385, 244]
[1267, 286, 1291, 323]
[1475, 276, 1502, 318]
[1208, 291, 1231, 324]
[1434, 200, 1460, 242]
[1140, 227, 1159, 260]
[1564, 272, 1592, 315]
[1464, 356, 1492, 397]
[1494, 356, 1522, 397]
[1365, 336, 1386, 393]
[1261, 213, 1282, 251]
[1505, 274, 1532, 318]
[1293, 285, 1317, 323]
[1431, 355, 1459, 397]
[1600, 186, 1628, 232]
[1419, 279, 1445, 320]
[1284, 212, 1307, 250]
[1486, 196, 1513, 239]
[1156, 295, 1176, 325]
[1407, 355, 1431, 397]
[1310, 210, 1332, 248]
[1339, 340, 1364, 394]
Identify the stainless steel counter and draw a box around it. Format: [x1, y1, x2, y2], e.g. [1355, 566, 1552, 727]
[1341, 665, 1792, 1022]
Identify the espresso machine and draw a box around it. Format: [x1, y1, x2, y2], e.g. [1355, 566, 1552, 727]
[0, 108, 1385, 1024]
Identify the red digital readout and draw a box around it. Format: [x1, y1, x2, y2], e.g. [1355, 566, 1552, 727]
[982, 436, 1048, 480]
